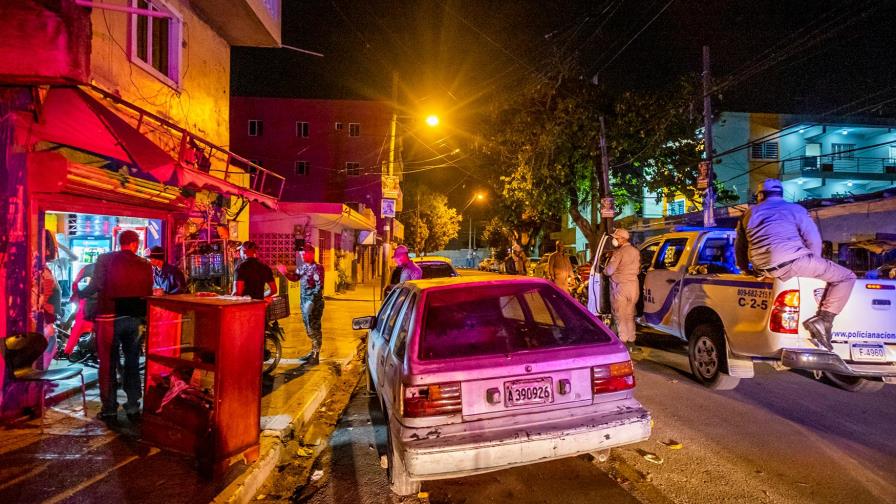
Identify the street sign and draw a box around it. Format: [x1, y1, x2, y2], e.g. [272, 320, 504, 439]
[382, 176, 400, 199]
[381, 198, 396, 218]
[600, 197, 615, 218]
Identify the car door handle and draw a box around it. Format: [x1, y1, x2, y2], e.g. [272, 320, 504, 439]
[666, 278, 677, 284]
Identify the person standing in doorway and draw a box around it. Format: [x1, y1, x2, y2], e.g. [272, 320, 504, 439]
[735, 178, 856, 350]
[78, 230, 153, 423]
[604, 228, 641, 347]
[148, 246, 186, 295]
[546, 240, 573, 292]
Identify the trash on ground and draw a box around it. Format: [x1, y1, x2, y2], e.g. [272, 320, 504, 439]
[310, 469, 324, 482]
[294, 447, 314, 457]
[659, 439, 683, 450]
[642, 452, 664, 464]
[380, 454, 388, 469]
[417, 491, 430, 499]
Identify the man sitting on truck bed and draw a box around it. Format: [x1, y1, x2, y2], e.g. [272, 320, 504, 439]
[735, 178, 856, 351]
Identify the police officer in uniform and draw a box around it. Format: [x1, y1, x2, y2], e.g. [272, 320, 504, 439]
[735, 179, 856, 350]
[604, 228, 641, 345]
[284, 244, 325, 365]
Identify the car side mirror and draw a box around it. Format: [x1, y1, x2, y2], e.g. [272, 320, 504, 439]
[352, 316, 376, 330]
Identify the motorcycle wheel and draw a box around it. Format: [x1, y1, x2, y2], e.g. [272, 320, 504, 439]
[263, 334, 282, 375]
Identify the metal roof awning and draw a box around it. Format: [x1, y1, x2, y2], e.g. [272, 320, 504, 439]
[250, 202, 377, 233]
[16, 86, 282, 208]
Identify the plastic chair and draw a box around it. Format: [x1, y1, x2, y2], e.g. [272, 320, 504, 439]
[2, 332, 87, 416]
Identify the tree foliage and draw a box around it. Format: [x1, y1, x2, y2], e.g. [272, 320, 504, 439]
[470, 59, 736, 251]
[401, 185, 462, 254]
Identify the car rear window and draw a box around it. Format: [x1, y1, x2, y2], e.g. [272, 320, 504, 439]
[419, 262, 456, 279]
[418, 283, 611, 360]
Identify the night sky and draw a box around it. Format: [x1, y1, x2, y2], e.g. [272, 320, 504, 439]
[232, 0, 896, 205]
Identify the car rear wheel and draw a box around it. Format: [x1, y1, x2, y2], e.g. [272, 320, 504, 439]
[822, 372, 885, 393]
[688, 323, 741, 391]
[386, 422, 420, 496]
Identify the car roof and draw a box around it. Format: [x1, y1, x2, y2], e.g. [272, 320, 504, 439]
[412, 255, 452, 264]
[405, 275, 552, 291]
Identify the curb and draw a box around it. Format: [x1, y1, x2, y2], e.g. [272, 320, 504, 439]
[212, 341, 365, 504]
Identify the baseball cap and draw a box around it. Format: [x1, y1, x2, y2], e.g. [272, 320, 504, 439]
[758, 178, 783, 193]
[148, 246, 165, 260]
[611, 228, 630, 240]
[392, 245, 409, 258]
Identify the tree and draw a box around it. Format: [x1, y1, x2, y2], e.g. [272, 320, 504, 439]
[471, 59, 736, 254]
[401, 186, 462, 254]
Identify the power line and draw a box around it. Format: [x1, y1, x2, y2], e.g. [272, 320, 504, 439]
[593, 0, 675, 76]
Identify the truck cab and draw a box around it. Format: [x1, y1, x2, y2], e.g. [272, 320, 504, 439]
[636, 228, 896, 392]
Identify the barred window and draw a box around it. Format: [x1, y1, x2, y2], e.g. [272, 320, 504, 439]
[345, 162, 361, 176]
[294, 161, 309, 175]
[750, 141, 779, 160]
[296, 121, 309, 138]
[349, 123, 361, 137]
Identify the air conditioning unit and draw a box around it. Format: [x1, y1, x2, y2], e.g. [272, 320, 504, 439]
[821, 163, 834, 172]
[885, 165, 896, 174]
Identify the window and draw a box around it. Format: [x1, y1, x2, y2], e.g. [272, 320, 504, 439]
[335, 122, 344, 131]
[654, 238, 689, 270]
[667, 199, 685, 216]
[296, 121, 309, 138]
[832, 143, 855, 159]
[349, 123, 361, 137]
[294, 161, 309, 176]
[383, 289, 411, 342]
[375, 289, 401, 332]
[640, 241, 661, 270]
[130, 0, 181, 86]
[392, 293, 418, 360]
[750, 141, 779, 160]
[419, 283, 610, 360]
[248, 120, 263, 137]
[696, 237, 739, 274]
[345, 162, 361, 176]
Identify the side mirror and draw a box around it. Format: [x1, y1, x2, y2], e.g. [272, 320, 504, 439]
[352, 316, 375, 330]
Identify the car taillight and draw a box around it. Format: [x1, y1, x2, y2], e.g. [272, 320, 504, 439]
[592, 361, 635, 394]
[402, 382, 462, 417]
[769, 289, 800, 334]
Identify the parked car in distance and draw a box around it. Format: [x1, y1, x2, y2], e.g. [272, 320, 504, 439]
[412, 256, 459, 279]
[354, 276, 652, 495]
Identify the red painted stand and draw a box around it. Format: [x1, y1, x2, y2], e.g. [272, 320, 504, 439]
[141, 294, 264, 478]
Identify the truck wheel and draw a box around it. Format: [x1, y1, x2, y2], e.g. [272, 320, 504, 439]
[386, 423, 421, 496]
[822, 372, 885, 393]
[688, 323, 741, 391]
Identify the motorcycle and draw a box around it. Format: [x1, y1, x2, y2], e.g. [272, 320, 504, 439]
[263, 319, 284, 375]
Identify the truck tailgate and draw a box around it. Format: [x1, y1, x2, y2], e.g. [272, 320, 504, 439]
[799, 278, 896, 363]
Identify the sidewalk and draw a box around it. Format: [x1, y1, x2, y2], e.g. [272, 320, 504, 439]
[0, 282, 381, 504]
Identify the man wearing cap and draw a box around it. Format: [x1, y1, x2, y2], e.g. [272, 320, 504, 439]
[393, 245, 423, 282]
[604, 228, 641, 345]
[233, 241, 276, 302]
[546, 240, 573, 292]
[148, 246, 186, 295]
[281, 244, 325, 365]
[735, 178, 856, 350]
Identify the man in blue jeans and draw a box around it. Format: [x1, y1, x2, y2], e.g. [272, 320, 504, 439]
[79, 230, 153, 423]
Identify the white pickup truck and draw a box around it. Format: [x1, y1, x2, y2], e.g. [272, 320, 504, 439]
[600, 228, 896, 392]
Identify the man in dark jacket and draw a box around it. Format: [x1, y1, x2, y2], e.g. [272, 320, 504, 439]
[148, 246, 186, 295]
[79, 230, 153, 422]
[232, 241, 276, 301]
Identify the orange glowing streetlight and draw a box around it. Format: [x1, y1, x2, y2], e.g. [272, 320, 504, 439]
[425, 114, 440, 127]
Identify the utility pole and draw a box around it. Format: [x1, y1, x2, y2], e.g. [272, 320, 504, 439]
[597, 115, 614, 238]
[702, 45, 717, 227]
[382, 71, 399, 291]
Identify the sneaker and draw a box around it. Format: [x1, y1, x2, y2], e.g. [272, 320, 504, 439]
[97, 411, 119, 425]
[306, 352, 320, 365]
[803, 315, 833, 351]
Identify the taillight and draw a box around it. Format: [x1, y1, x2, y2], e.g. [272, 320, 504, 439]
[769, 289, 800, 334]
[592, 361, 635, 394]
[402, 382, 462, 417]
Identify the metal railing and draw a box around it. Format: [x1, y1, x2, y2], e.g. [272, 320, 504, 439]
[782, 156, 896, 178]
[88, 84, 285, 202]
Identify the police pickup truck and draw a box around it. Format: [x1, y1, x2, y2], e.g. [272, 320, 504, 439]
[602, 228, 896, 392]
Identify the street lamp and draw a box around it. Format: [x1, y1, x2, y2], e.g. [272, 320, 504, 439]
[463, 192, 486, 254]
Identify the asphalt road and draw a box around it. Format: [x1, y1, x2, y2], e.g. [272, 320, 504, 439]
[292, 328, 896, 504]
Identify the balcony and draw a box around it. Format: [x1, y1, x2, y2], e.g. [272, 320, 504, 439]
[190, 0, 281, 47]
[781, 156, 896, 182]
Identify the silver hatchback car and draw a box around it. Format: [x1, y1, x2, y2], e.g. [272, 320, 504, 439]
[354, 276, 651, 495]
